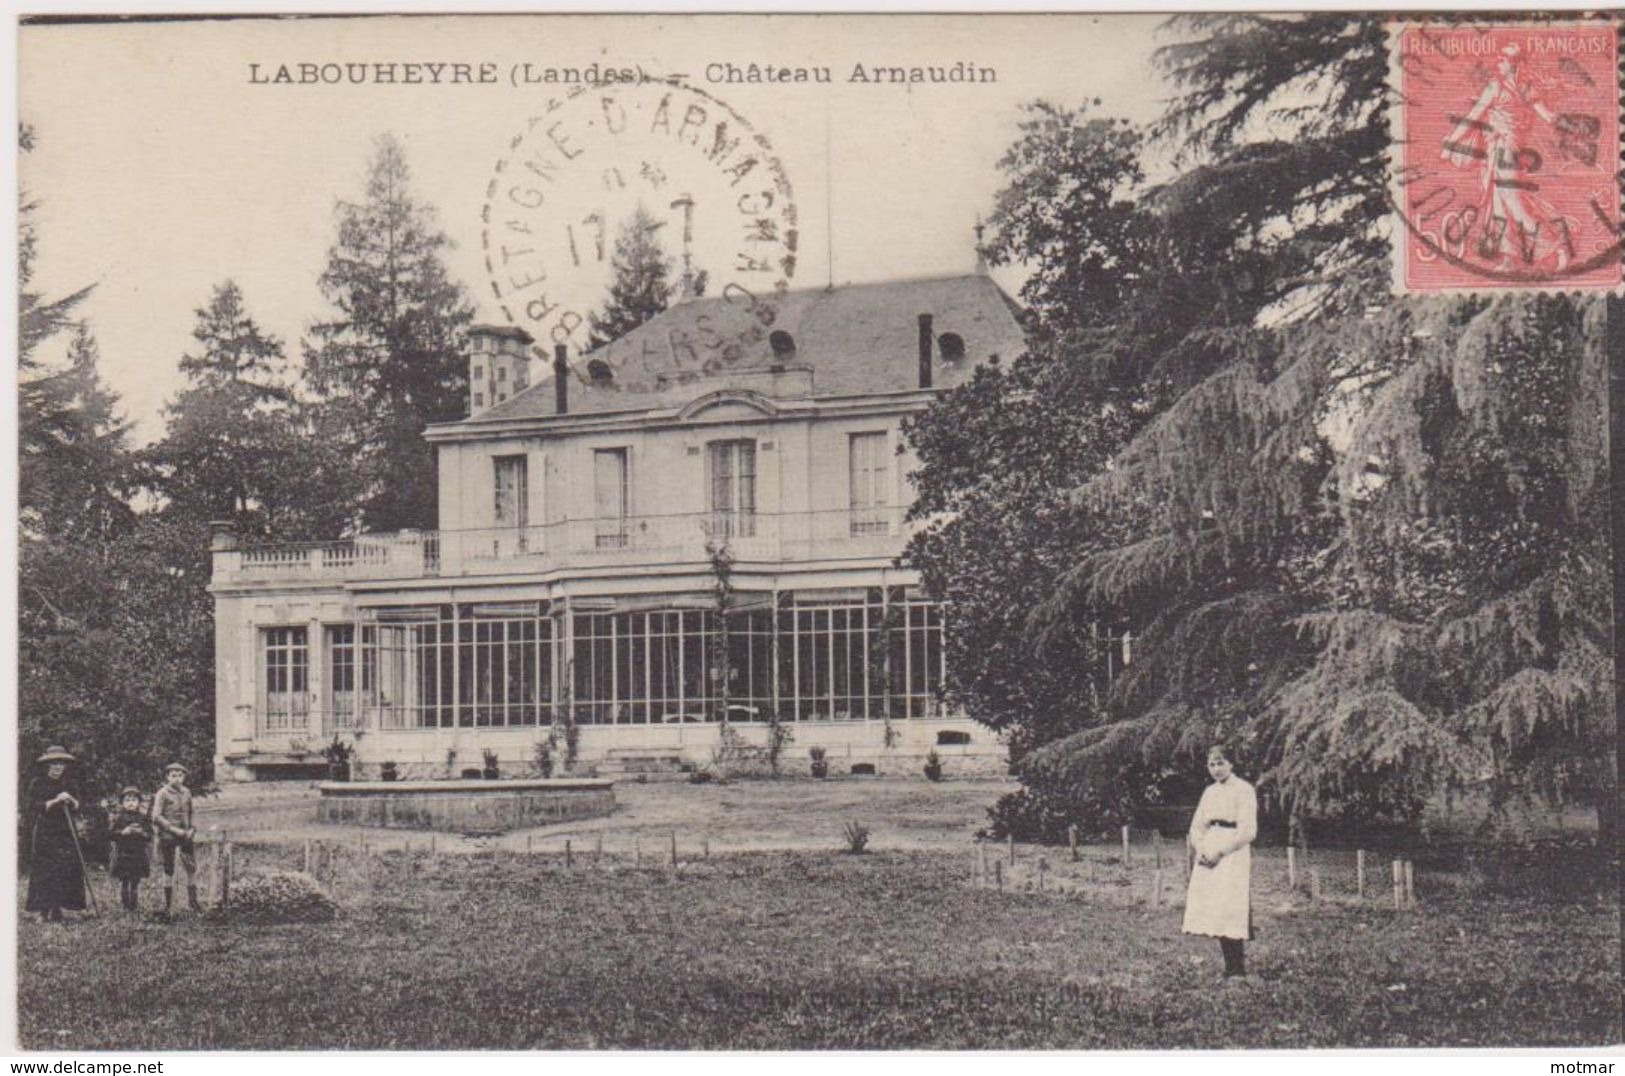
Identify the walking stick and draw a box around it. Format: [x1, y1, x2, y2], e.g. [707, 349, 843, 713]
[63, 801, 99, 916]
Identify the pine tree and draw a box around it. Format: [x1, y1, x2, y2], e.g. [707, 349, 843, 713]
[587, 206, 680, 349]
[909, 15, 1615, 841]
[19, 124, 92, 376]
[305, 134, 475, 532]
[150, 280, 346, 542]
[18, 124, 149, 787]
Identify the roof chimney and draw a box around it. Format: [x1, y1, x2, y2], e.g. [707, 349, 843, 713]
[554, 344, 570, 415]
[467, 325, 534, 416]
[917, 313, 934, 389]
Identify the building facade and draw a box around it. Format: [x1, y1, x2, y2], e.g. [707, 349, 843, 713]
[209, 273, 1028, 781]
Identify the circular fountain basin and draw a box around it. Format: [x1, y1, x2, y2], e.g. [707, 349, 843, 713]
[316, 777, 615, 834]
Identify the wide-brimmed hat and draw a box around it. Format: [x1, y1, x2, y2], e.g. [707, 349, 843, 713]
[164, 762, 188, 776]
[36, 745, 75, 764]
[119, 786, 143, 800]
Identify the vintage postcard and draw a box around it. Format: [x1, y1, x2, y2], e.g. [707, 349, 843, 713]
[13, 11, 1621, 1055]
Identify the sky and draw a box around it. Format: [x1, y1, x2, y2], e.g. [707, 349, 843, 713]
[20, 13, 1172, 442]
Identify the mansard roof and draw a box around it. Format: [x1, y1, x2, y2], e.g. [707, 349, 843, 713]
[460, 273, 1025, 424]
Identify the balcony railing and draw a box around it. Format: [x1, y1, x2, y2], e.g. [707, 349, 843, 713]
[214, 508, 911, 585]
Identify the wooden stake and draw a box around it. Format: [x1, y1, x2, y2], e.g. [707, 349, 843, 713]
[595, 834, 603, 864]
[702, 838, 710, 859]
[979, 843, 989, 879]
[670, 831, 678, 867]
[303, 839, 312, 875]
[1356, 850, 1366, 899]
[527, 834, 534, 854]
[1068, 825, 1079, 863]
[1121, 825, 1131, 864]
[220, 842, 232, 911]
[993, 859, 1003, 890]
[565, 838, 573, 868]
[1038, 857, 1048, 892]
[1153, 830, 1163, 870]
[1007, 833, 1015, 866]
[1287, 846, 1297, 890]
[1310, 867, 1322, 903]
[429, 834, 437, 855]
[1392, 859, 1403, 911]
[1404, 859, 1415, 907]
[1153, 867, 1164, 908]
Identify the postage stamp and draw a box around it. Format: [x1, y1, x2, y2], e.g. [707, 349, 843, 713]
[482, 77, 798, 372]
[1389, 20, 1622, 293]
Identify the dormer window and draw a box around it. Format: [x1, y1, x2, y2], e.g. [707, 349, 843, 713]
[769, 330, 796, 361]
[938, 332, 966, 363]
[587, 358, 615, 386]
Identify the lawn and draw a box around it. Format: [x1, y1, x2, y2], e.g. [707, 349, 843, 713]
[17, 843, 1620, 1049]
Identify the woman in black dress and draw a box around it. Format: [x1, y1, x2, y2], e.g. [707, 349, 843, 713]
[25, 746, 89, 922]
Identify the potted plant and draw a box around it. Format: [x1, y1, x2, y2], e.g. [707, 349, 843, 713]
[482, 748, 500, 780]
[809, 746, 828, 779]
[924, 749, 944, 782]
[533, 733, 557, 779]
[323, 735, 354, 782]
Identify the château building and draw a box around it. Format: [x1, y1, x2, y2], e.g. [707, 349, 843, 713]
[208, 271, 1032, 781]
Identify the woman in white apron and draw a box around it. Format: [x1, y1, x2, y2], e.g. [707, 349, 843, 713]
[1183, 744, 1257, 978]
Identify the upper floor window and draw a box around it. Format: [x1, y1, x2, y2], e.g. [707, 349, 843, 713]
[493, 455, 528, 527]
[594, 448, 630, 548]
[707, 439, 757, 539]
[849, 431, 890, 535]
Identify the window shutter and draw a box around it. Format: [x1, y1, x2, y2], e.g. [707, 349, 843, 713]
[526, 448, 544, 530]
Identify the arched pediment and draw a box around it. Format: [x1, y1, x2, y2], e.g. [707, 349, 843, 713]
[676, 390, 781, 421]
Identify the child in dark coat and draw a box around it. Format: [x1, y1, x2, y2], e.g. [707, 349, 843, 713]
[107, 787, 152, 911]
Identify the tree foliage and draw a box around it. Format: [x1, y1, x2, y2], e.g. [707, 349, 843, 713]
[587, 205, 694, 349]
[147, 281, 348, 542]
[906, 15, 1614, 840]
[304, 133, 475, 532]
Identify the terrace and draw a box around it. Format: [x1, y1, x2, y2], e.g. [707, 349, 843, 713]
[211, 507, 913, 586]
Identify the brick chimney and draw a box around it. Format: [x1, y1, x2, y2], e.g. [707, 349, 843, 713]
[467, 325, 534, 416]
[917, 313, 934, 389]
[554, 344, 570, 415]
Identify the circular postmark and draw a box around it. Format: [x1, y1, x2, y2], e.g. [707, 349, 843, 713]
[1390, 21, 1623, 291]
[482, 77, 798, 376]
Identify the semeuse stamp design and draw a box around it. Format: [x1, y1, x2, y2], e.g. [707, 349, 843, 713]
[482, 77, 798, 371]
[1390, 21, 1622, 293]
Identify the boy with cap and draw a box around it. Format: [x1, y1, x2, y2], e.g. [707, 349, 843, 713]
[150, 763, 200, 916]
[107, 787, 152, 911]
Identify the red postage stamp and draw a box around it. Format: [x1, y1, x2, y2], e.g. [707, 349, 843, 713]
[1391, 21, 1622, 293]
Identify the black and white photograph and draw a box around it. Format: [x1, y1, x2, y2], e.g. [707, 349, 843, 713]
[10, 9, 1622, 1055]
